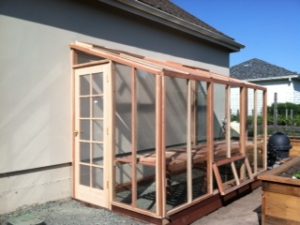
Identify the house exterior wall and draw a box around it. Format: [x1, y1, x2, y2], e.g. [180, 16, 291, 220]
[292, 79, 300, 104]
[231, 79, 295, 115]
[255, 80, 294, 106]
[0, 0, 231, 213]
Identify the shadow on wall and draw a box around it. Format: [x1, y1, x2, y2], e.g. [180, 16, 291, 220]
[0, 0, 229, 68]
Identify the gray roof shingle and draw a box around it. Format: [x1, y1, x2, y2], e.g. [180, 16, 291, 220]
[230, 58, 298, 80]
[137, 0, 230, 38]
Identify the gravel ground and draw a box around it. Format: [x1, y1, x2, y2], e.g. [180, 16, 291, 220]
[0, 199, 149, 225]
[0, 189, 262, 225]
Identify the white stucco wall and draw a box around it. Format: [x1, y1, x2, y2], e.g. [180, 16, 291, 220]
[0, 0, 231, 213]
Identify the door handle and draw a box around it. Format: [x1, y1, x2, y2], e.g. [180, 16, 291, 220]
[73, 130, 79, 137]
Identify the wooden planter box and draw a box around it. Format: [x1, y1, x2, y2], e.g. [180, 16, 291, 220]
[258, 157, 300, 225]
[290, 138, 300, 157]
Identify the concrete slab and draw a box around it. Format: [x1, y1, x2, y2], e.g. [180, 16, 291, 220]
[193, 188, 262, 225]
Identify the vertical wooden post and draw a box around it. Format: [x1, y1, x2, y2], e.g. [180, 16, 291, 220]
[240, 87, 247, 156]
[273, 92, 278, 127]
[187, 80, 193, 203]
[161, 75, 166, 217]
[207, 82, 214, 193]
[131, 67, 137, 207]
[110, 62, 116, 205]
[226, 85, 231, 158]
[239, 87, 248, 179]
[253, 89, 258, 175]
[263, 90, 268, 170]
[71, 49, 76, 199]
[155, 74, 163, 216]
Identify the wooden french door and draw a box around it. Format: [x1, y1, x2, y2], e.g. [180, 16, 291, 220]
[74, 63, 111, 208]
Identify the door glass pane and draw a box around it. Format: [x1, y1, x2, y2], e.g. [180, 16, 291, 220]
[92, 167, 103, 189]
[80, 75, 90, 95]
[80, 120, 90, 140]
[92, 97, 103, 118]
[80, 165, 90, 186]
[92, 144, 103, 165]
[92, 73, 103, 94]
[92, 120, 103, 141]
[80, 97, 90, 118]
[80, 142, 90, 163]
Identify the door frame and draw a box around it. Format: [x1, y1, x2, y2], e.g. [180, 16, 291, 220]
[71, 54, 113, 209]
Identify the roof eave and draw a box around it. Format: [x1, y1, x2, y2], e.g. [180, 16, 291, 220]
[246, 75, 300, 82]
[97, 0, 244, 52]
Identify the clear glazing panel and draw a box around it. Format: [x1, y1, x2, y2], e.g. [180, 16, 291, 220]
[92, 120, 103, 142]
[92, 143, 103, 166]
[213, 84, 227, 160]
[92, 73, 103, 94]
[115, 164, 132, 205]
[115, 63, 132, 155]
[80, 165, 90, 186]
[92, 167, 103, 190]
[193, 81, 208, 200]
[80, 97, 90, 118]
[92, 97, 103, 118]
[230, 87, 241, 156]
[80, 75, 90, 96]
[136, 70, 156, 212]
[80, 119, 90, 140]
[246, 89, 255, 173]
[165, 76, 188, 211]
[80, 142, 90, 163]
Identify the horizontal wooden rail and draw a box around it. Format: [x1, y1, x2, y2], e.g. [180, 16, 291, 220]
[215, 154, 245, 166]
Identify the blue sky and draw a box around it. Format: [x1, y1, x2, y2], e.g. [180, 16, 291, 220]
[173, 0, 300, 73]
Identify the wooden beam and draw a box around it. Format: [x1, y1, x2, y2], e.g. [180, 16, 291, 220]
[263, 90, 268, 170]
[226, 85, 231, 158]
[70, 44, 161, 75]
[71, 49, 76, 199]
[161, 75, 167, 217]
[212, 163, 224, 195]
[110, 62, 116, 203]
[215, 155, 245, 166]
[187, 80, 193, 203]
[231, 162, 241, 186]
[207, 82, 214, 194]
[131, 67, 137, 207]
[72, 59, 110, 69]
[240, 87, 247, 156]
[155, 75, 163, 216]
[245, 157, 254, 179]
[253, 89, 258, 174]
[191, 81, 198, 147]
